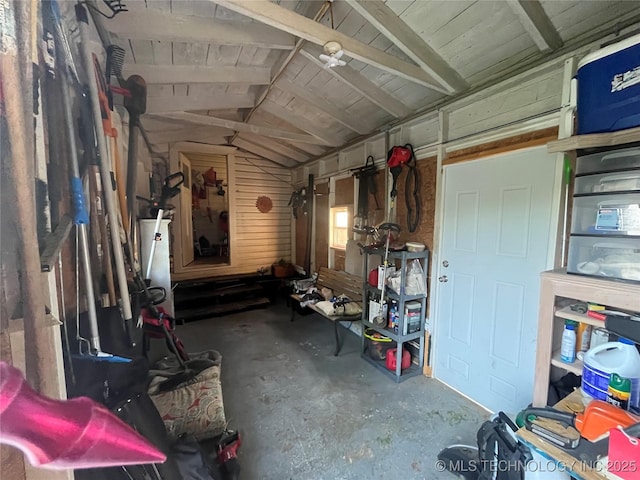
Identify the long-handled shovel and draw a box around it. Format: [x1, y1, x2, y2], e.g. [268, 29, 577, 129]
[124, 75, 147, 248]
[76, 4, 136, 346]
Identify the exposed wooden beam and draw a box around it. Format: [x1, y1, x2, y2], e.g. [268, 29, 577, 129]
[300, 45, 412, 118]
[149, 112, 326, 145]
[258, 100, 345, 147]
[145, 127, 232, 144]
[232, 138, 298, 167]
[146, 94, 256, 114]
[122, 65, 271, 85]
[105, 9, 294, 49]
[344, 0, 467, 94]
[274, 78, 374, 135]
[507, 0, 563, 52]
[208, 0, 448, 92]
[237, 133, 311, 162]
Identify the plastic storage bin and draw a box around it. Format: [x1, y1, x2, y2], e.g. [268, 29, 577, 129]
[575, 146, 640, 175]
[576, 34, 640, 134]
[570, 193, 640, 235]
[574, 170, 640, 194]
[567, 236, 640, 282]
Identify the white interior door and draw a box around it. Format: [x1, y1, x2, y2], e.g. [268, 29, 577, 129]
[434, 146, 560, 413]
[179, 153, 194, 267]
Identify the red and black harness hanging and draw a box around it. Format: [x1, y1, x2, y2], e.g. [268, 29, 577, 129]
[387, 144, 421, 233]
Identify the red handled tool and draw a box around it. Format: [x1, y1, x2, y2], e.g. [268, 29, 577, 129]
[217, 430, 242, 480]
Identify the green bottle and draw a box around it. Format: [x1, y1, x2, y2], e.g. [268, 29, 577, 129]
[607, 373, 631, 411]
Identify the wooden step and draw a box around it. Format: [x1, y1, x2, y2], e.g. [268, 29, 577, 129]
[177, 296, 271, 322]
[174, 283, 264, 306]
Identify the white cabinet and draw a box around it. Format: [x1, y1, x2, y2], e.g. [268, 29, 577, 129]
[140, 219, 174, 317]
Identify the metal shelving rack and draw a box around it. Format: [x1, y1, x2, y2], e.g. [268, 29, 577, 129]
[360, 248, 429, 382]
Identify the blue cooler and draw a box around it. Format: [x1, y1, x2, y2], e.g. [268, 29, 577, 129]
[577, 34, 640, 134]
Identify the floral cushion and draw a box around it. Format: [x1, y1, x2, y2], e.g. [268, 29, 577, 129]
[150, 363, 226, 441]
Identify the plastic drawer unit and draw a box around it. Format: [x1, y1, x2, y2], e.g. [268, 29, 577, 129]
[574, 170, 640, 194]
[575, 146, 640, 176]
[568, 144, 640, 282]
[571, 193, 640, 236]
[567, 237, 640, 282]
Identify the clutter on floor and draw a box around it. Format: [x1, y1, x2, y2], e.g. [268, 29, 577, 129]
[178, 304, 488, 480]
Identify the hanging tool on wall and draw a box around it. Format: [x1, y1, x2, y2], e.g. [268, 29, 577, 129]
[386, 144, 421, 232]
[287, 187, 307, 219]
[351, 155, 379, 227]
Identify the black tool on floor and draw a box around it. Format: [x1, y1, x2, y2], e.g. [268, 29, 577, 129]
[438, 412, 531, 480]
[216, 430, 242, 480]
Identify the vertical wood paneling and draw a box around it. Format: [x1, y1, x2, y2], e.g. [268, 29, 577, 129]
[233, 156, 293, 269]
[315, 182, 330, 270]
[334, 177, 355, 206]
[395, 155, 437, 317]
[295, 210, 308, 267]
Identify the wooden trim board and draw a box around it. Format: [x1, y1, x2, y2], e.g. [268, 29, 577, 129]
[547, 125, 640, 153]
[445, 126, 559, 165]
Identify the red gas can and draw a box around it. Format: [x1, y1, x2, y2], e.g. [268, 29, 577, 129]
[385, 347, 411, 371]
[368, 267, 378, 287]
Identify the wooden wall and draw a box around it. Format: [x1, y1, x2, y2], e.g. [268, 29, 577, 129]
[395, 156, 437, 251]
[233, 155, 293, 270]
[171, 146, 293, 280]
[315, 182, 330, 271]
[295, 210, 308, 268]
[334, 177, 354, 206]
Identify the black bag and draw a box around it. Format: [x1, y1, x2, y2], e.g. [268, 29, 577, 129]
[75, 393, 183, 480]
[68, 355, 150, 406]
[172, 434, 220, 480]
[476, 412, 532, 480]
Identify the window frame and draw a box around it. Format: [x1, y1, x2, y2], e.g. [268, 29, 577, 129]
[329, 205, 353, 250]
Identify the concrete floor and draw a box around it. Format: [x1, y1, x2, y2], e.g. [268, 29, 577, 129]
[177, 303, 489, 480]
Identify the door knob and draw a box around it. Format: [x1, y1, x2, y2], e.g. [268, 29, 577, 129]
[442, 260, 449, 267]
[438, 275, 448, 283]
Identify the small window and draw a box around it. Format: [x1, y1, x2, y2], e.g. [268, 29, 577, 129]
[330, 206, 352, 250]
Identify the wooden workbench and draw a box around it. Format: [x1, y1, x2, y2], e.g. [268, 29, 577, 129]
[517, 390, 626, 480]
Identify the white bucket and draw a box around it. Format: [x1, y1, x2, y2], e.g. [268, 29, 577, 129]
[582, 339, 640, 408]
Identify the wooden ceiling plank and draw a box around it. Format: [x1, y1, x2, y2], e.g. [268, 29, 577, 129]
[258, 100, 345, 147]
[145, 94, 256, 114]
[105, 9, 295, 49]
[282, 139, 328, 157]
[237, 133, 311, 162]
[507, 0, 563, 52]
[208, 0, 449, 92]
[148, 112, 326, 145]
[122, 65, 271, 85]
[344, 0, 467, 93]
[232, 138, 299, 167]
[299, 45, 412, 118]
[274, 78, 375, 135]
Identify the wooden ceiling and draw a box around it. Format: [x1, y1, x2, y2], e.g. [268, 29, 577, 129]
[95, 0, 640, 167]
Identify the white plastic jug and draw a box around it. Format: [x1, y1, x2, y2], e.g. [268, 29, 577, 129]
[582, 338, 640, 409]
